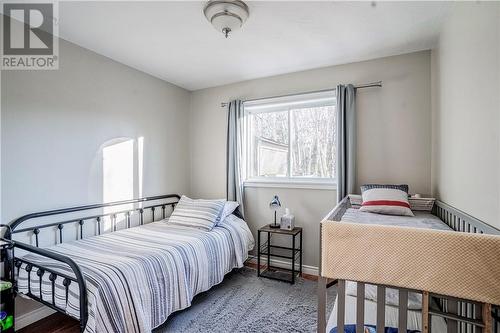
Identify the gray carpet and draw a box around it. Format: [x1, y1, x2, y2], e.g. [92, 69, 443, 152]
[155, 267, 336, 333]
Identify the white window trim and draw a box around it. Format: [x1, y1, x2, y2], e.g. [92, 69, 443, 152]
[243, 90, 337, 189]
[244, 178, 336, 190]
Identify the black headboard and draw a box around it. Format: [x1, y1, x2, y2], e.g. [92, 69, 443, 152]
[6, 194, 180, 247]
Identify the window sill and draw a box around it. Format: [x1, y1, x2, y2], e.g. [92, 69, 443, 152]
[243, 180, 336, 191]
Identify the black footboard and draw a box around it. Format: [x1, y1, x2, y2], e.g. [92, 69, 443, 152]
[13, 241, 88, 332]
[6, 194, 181, 332]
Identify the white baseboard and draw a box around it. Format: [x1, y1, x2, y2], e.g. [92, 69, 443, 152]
[247, 257, 319, 276]
[16, 306, 55, 330]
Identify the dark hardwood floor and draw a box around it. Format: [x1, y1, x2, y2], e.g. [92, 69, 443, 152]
[17, 265, 318, 332]
[18, 312, 79, 333]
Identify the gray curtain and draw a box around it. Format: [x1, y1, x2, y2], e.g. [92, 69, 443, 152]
[226, 100, 245, 218]
[336, 84, 356, 203]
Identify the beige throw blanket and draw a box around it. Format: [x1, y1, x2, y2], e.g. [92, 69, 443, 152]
[321, 221, 500, 305]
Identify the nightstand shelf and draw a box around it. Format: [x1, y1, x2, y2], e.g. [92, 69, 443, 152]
[259, 244, 301, 261]
[257, 224, 303, 284]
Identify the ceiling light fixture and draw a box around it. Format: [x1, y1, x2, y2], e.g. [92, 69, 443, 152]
[203, 0, 249, 38]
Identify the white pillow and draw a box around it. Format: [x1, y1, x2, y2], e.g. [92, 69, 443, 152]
[359, 188, 414, 216]
[350, 194, 435, 212]
[221, 214, 255, 252]
[220, 201, 239, 222]
[168, 196, 226, 231]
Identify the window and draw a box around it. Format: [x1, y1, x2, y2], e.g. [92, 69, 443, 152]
[245, 91, 336, 187]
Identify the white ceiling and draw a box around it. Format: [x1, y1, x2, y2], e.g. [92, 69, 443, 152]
[57, 1, 451, 91]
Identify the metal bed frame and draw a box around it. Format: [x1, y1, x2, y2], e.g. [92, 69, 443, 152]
[317, 197, 500, 333]
[4, 194, 180, 332]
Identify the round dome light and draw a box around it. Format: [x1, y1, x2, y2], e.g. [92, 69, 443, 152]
[204, 0, 249, 38]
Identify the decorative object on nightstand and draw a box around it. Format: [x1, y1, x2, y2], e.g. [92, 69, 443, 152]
[257, 224, 302, 284]
[0, 225, 15, 333]
[280, 208, 295, 230]
[269, 195, 281, 229]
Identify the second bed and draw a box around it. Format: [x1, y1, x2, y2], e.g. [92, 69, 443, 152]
[326, 197, 452, 333]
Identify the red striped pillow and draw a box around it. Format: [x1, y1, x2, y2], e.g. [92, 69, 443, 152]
[359, 188, 414, 216]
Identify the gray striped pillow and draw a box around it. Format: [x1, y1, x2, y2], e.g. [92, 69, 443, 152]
[361, 184, 409, 194]
[168, 196, 226, 231]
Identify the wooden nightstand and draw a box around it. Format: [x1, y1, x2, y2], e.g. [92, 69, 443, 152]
[257, 224, 303, 284]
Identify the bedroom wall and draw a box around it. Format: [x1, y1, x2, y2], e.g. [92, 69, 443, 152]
[1, 39, 191, 320]
[431, 2, 500, 228]
[189, 50, 432, 269]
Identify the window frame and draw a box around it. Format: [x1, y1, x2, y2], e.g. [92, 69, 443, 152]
[243, 90, 337, 189]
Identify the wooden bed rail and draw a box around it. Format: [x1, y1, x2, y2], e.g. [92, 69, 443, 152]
[434, 201, 500, 235]
[318, 278, 497, 333]
[317, 196, 351, 333]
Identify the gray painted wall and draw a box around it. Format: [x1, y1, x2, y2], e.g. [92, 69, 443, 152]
[1, 39, 191, 317]
[189, 51, 433, 269]
[431, 2, 500, 228]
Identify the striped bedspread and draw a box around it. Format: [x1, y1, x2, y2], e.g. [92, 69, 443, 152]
[17, 215, 254, 333]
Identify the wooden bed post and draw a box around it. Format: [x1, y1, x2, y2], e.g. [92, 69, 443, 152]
[422, 291, 430, 333]
[483, 303, 492, 333]
[318, 221, 327, 333]
[318, 276, 327, 333]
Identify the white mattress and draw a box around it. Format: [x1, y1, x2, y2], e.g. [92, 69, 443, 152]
[341, 208, 452, 231]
